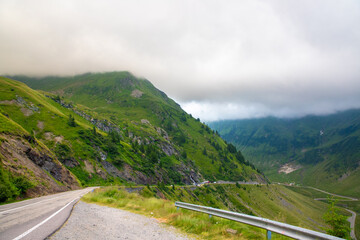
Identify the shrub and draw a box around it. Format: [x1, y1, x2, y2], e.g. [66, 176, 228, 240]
[323, 197, 350, 238]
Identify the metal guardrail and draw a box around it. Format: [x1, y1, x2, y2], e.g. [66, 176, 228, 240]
[175, 201, 343, 240]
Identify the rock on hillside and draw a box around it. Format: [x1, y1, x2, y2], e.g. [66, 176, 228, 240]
[0, 133, 80, 199]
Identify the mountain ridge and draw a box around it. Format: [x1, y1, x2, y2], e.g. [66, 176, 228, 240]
[0, 73, 265, 202]
[209, 109, 360, 197]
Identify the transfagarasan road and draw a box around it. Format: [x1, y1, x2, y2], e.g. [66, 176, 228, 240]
[0, 187, 96, 240]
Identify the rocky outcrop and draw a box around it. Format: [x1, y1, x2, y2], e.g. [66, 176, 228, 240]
[101, 161, 155, 184]
[0, 134, 80, 198]
[48, 96, 121, 134]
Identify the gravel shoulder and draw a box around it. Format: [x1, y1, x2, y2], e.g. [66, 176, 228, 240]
[50, 201, 191, 240]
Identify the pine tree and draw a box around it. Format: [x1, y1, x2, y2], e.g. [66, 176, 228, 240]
[68, 114, 76, 127]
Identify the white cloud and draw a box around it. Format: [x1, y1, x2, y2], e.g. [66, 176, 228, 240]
[1, 0, 359, 121]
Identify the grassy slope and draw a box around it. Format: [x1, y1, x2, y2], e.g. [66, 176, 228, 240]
[0, 77, 120, 186]
[209, 111, 360, 197]
[9, 73, 263, 183]
[83, 184, 334, 239]
[0, 84, 80, 201]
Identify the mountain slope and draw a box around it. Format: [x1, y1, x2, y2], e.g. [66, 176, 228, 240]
[0, 88, 80, 201]
[209, 110, 360, 197]
[0, 73, 264, 201]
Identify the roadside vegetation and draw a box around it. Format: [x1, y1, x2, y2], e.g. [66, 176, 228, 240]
[334, 199, 360, 239]
[83, 186, 292, 240]
[323, 197, 351, 239]
[82, 184, 337, 239]
[0, 164, 35, 203]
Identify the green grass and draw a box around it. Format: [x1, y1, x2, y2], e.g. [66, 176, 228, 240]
[284, 186, 348, 200]
[82, 186, 291, 240]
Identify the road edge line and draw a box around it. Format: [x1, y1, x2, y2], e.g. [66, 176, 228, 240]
[12, 197, 79, 240]
[45, 199, 82, 239]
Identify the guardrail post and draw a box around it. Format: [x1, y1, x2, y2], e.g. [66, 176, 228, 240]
[267, 230, 271, 240]
[209, 214, 212, 218]
[177, 207, 179, 211]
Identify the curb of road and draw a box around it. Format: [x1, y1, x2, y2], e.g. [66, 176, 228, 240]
[45, 198, 81, 239]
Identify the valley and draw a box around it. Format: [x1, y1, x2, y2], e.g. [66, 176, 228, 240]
[0, 72, 356, 239]
[209, 111, 360, 198]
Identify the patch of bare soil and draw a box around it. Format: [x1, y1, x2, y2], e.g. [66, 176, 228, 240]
[0, 99, 18, 105]
[84, 160, 95, 173]
[44, 132, 55, 140]
[37, 121, 44, 130]
[21, 107, 33, 116]
[278, 162, 302, 174]
[54, 136, 64, 143]
[0, 134, 80, 198]
[131, 89, 143, 98]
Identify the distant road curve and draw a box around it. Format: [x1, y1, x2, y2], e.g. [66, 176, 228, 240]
[279, 183, 358, 240]
[0, 187, 97, 240]
[306, 186, 358, 201]
[344, 209, 357, 240]
[306, 186, 357, 240]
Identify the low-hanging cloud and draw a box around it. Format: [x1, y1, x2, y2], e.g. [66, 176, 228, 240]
[1, 0, 359, 121]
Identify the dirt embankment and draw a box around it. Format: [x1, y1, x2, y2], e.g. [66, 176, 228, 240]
[0, 133, 80, 198]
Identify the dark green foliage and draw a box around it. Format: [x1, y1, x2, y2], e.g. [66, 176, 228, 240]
[54, 143, 72, 161]
[173, 131, 186, 145]
[227, 143, 237, 153]
[180, 113, 187, 122]
[235, 151, 245, 163]
[143, 144, 162, 165]
[181, 150, 187, 159]
[112, 157, 124, 168]
[0, 165, 35, 202]
[67, 114, 76, 127]
[202, 147, 207, 156]
[323, 197, 350, 238]
[109, 130, 121, 143]
[105, 141, 118, 155]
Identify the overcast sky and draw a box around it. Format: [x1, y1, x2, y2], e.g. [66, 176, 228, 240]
[1, 0, 360, 121]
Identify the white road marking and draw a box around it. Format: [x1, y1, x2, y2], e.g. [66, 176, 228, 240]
[0, 196, 64, 214]
[0, 189, 90, 215]
[12, 197, 79, 240]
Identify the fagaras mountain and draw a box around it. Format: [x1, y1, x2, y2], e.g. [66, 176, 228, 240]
[210, 111, 360, 198]
[0, 72, 265, 202]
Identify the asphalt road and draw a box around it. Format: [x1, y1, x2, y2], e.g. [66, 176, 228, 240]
[0, 187, 96, 240]
[50, 201, 191, 240]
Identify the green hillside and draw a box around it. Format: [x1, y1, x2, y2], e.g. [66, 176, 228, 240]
[209, 111, 360, 197]
[0, 73, 264, 201]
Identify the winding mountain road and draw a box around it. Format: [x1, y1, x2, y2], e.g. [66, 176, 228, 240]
[0, 187, 96, 240]
[304, 186, 358, 240]
[306, 186, 358, 201]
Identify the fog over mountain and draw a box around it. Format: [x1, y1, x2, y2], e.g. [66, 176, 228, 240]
[1, 0, 359, 121]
